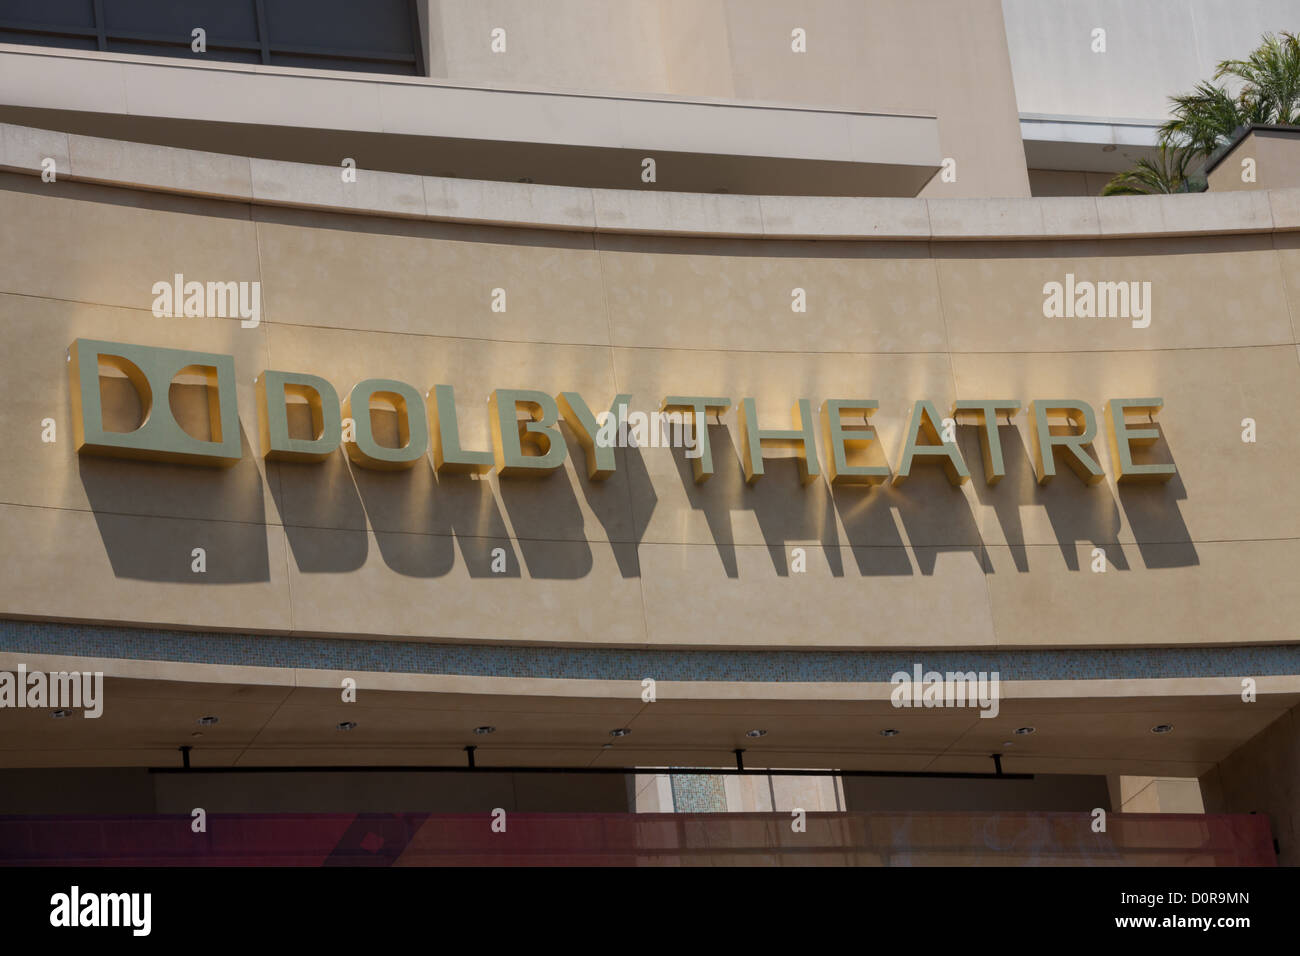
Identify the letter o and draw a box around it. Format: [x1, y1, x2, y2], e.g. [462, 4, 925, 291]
[342, 379, 430, 470]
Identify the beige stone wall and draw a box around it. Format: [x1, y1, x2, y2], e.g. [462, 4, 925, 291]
[1208, 130, 1300, 193]
[2, 161, 1300, 653]
[1108, 775, 1205, 813]
[425, 0, 1030, 198]
[1028, 169, 1114, 197]
[1200, 701, 1300, 865]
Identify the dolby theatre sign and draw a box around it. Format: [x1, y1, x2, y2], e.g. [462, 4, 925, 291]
[68, 338, 1176, 487]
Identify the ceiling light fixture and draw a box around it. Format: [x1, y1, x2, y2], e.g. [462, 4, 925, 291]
[337, 721, 358, 731]
[745, 729, 767, 738]
[879, 728, 901, 737]
[609, 728, 631, 737]
[197, 716, 219, 726]
[1014, 726, 1035, 736]
[473, 726, 496, 735]
[1152, 724, 1174, 734]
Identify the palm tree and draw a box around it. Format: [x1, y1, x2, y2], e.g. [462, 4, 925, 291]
[1215, 30, 1300, 126]
[1101, 147, 1195, 196]
[1104, 32, 1300, 195]
[1158, 81, 1269, 157]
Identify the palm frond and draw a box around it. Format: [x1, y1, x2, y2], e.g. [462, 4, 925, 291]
[1108, 31, 1300, 196]
[1101, 148, 1194, 196]
[1215, 32, 1300, 126]
[1159, 81, 1255, 154]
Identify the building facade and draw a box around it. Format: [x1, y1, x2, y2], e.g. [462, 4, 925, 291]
[0, 0, 1298, 865]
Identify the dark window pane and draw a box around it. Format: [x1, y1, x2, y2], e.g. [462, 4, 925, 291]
[0, 0, 420, 75]
[102, 0, 258, 45]
[265, 0, 415, 57]
[0, 29, 95, 49]
[107, 40, 261, 64]
[269, 52, 417, 76]
[0, 0, 94, 29]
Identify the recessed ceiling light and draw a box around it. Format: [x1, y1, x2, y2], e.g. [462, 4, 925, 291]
[879, 728, 901, 737]
[609, 728, 631, 737]
[337, 721, 358, 731]
[473, 726, 496, 735]
[1102, 144, 1117, 152]
[197, 716, 219, 726]
[1014, 726, 1035, 736]
[746, 729, 767, 738]
[51, 710, 70, 719]
[1152, 724, 1174, 734]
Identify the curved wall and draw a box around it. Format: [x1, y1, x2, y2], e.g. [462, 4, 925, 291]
[2, 126, 1299, 656]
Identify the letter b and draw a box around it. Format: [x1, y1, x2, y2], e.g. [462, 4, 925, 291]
[489, 389, 567, 477]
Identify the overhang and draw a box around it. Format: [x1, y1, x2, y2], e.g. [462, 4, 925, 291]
[5, 642, 1294, 780]
[0, 44, 942, 197]
[1019, 113, 1162, 174]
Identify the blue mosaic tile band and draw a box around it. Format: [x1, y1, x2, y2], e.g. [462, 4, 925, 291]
[1, 618, 1299, 683]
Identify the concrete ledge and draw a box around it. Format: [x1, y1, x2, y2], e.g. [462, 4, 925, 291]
[424, 176, 597, 231]
[1269, 188, 1300, 231]
[72, 133, 252, 201]
[758, 195, 930, 239]
[1096, 191, 1275, 238]
[927, 196, 1101, 240]
[593, 188, 763, 237]
[0, 123, 68, 177]
[250, 158, 423, 218]
[3, 123, 1299, 242]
